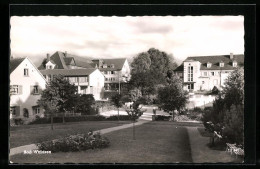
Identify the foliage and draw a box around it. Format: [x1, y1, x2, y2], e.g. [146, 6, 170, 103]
[111, 93, 123, 109]
[37, 131, 110, 152]
[222, 105, 244, 144]
[222, 68, 244, 110]
[201, 68, 244, 145]
[129, 48, 178, 96]
[154, 115, 171, 121]
[37, 75, 78, 117]
[125, 101, 146, 121]
[211, 86, 219, 95]
[75, 94, 96, 115]
[106, 115, 132, 121]
[157, 75, 188, 115]
[13, 118, 24, 125]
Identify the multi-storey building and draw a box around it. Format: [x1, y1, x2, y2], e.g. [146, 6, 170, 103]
[10, 57, 46, 123]
[174, 53, 244, 108]
[89, 58, 131, 99]
[38, 51, 104, 100]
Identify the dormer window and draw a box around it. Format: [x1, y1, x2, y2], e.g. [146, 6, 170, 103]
[232, 61, 237, 67]
[103, 64, 107, 68]
[219, 61, 224, 67]
[207, 62, 212, 68]
[111, 64, 114, 68]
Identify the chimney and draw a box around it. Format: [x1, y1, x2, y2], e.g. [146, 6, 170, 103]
[47, 53, 50, 61]
[65, 51, 67, 57]
[230, 53, 233, 60]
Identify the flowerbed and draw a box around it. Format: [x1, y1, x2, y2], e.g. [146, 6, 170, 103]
[37, 131, 110, 152]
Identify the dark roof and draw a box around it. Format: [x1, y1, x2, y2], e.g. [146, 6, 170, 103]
[40, 68, 97, 76]
[174, 64, 184, 72]
[38, 51, 94, 70]
[184, 54, 244, 70]
[10, 58, 25, 74]
[98, 58, 127, 71]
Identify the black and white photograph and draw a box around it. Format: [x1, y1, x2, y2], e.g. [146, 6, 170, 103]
[8, 5, 251, 164]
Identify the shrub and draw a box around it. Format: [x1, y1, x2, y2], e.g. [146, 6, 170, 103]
[37, 131, 110, 152]
[154, 115, 171, 121]
[106, 115, 132, 121]
[14, 118, 24, 125]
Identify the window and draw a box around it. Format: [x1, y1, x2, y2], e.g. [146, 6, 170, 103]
[187, 84, 194, 90]
[24, 68, 29, 76]
[111, 64, 114, 68]
[103, 64, 107, 68]
[33, 106, 40, 115]
[207, 63, 211, 68]
[233, 61, 237, 67]
[10, 107, 16, 115]
[33, 85, 39, 94]
[211, 72, 215, 76]
[105, 78, 108, 81]
[111, 71, 114, 74]
[203, 72, 207, 76]
[10, 85, 19, 94]
[220, 62, 224, 67]
[188, 66, 193, 81]
[79, 76, 87, 83]
[104, 71, 107, 74]
[107, 71, 111, 74]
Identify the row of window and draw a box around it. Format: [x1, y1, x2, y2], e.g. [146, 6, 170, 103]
[10, 85, 41, 95]
[102, 64, 114, 68]
[103, 71, 116, 75]
[10, 106, 40, 117]
[105, 77, 116, 81]
[207, 62, 237, 68]
[201, 71, 230, 77]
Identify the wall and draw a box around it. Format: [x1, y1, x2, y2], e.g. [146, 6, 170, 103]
[10, 58, 46, 120]
[89, 69, 105, 100]
[186, 94, 216, 109]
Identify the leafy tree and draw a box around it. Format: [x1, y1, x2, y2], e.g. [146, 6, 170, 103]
[111, 93, 123, 121]
[129, 48, 178, 97]
[157, 75, 188, 120]
[211, 86, 219, 95]
[38, 75, 78, 127]
[75, 94, 96, 115]
[222, 68, 244, 110]
[131, 52, 151, 74]
[125, 101, 146, 140]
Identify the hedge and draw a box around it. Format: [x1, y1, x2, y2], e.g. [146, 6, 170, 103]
[29, 115, 132, 125]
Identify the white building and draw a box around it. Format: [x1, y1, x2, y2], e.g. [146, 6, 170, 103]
[10, 57, 46, 122]
[174, 53, 244, 108]
[40, 68, 105, 100]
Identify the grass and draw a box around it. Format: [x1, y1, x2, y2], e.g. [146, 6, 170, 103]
[10, 121, 192, 163]
[10, 121, 130, 148]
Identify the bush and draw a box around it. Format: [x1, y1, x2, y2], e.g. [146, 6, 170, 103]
[154, 115, 171, 121]
[37, 131, 110, 152]
[14, 118, 24, 125]
[106, 115, 132, 121]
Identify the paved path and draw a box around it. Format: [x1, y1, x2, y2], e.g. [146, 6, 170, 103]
[9, 120, 150, 156]
[186, 126, 238, 163]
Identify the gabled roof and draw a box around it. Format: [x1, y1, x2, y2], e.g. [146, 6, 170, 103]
[184, 54, 244, 70]
[40, 68, 97, 76]
[38, 51, 94, 70]
[174, 64, 184, 72]
[9, 58, 25, 74]
[98, 58, 127, 71]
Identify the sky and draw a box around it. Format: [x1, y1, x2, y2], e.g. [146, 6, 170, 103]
[10, 16, 244, 66]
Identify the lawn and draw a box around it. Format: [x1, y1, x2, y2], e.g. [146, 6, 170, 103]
[10, 121, 193, 163]
[10, 121, 130, 148]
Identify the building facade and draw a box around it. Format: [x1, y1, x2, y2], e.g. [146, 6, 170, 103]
[40, 69, 104, 100]
[38, 51, 130, 100]
[175, 53, 244, 108]
[10, 57, 46, 122]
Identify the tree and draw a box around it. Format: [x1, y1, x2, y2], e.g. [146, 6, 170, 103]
[222, 68, 244, 110]
[75, 94, 96, 115]
[157, 75, 188, 120]
[111, 93, 123, 121]
[38, 75, 78, 128]
[129, 48, 178, 97]
[125, 101, 146, 140]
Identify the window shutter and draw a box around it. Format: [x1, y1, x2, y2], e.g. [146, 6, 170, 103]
[30, 86, 34, 95]
[16, 106, 20, 116]
[18, 86, 23, 95]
